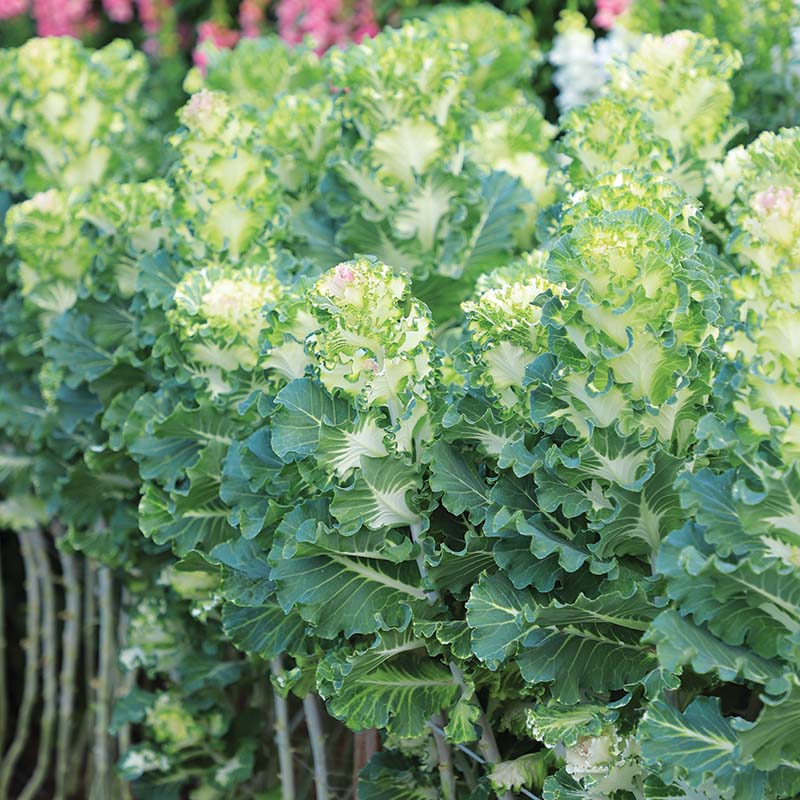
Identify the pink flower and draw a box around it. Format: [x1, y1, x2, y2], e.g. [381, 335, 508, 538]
[193, 19, 240, 70]
[197, 19, 240, 49]
[276, 0, 376, 53]
[238, 0, 266, 38]
[136, 0, 159, 35]
[351, 0, 377, 42]
[33, 0, 90, 36]
[102, 0, 133, 23]
[136, 0, 175, 54]
[0, 0, 28, 21]
[194, 48, 209, 71]
[593, 0, 630, 30]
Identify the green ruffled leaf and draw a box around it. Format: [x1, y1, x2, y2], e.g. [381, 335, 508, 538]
[427, 441, 491, 524]
[427, 531, 495, 595]
[678, 465, 800, 565]
[221, 602, 308, 660]
[739, 675, 800, 771]
[444, 697, 481, 744]
[591, 450, 684, 561]
[641, 697, 744, 791]
[317, 410, 389, 480]
[129, 402, 239, 488]
[271, 377, 350, 462]
[644, 609, 790, 694]
[493, 536, 562, 593]
[658, 523, 800, 662]
[526, 701, 618, 748]
[318, 630, 459, 737]
[466, 571, 533, 664]
[331, 455, 423, 534]
[270, 500, 428, 637]
[516, 588, 658, 703]
[357, 752, 439, 800]
[208, 538, 273, 606]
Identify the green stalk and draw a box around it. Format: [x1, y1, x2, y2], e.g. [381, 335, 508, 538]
[251, 679, 274, 793]
[0, 532, 41, 799]
[455, 749, 478, 792]
[303, 694, 330, 800]
[55, 547, 80, 800]
[447, 662, 513, 799]
[117, 589, 135, 800]
[270, 657, 295, 800]
[19, 528, 58, 800]
[429, 720, 540, 800]
[68, 559, 96, 798]
[89, 566, 115, 800]
[431, 713, 457, 800]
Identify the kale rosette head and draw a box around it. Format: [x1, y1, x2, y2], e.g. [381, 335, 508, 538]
[710, 127, 800, 274]
[169, 90, 281, 261]
[308, 257, 438, 452]
[560, 31, 744, 196]
[719, 271, 800, 463]
[0, 37, 156, 193]
[167, 257, 314, 399]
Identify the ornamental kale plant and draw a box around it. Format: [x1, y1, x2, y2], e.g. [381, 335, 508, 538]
[185, 12, 556, 321]
[0, 37, 281, 799]
[1, 7, 800, 800]
[623, 0, 800, 131]
[549, 0, 799, 135]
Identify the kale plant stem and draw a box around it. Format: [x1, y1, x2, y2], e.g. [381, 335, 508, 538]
[408, 519, 459, 793]
[55, 547, 80, 800]
[117, 589, 135, 800]
[447, 662, 515, 800]
[303, 693, 330, 800]
[90, 566, 114, 800]
[429, 721, 541, 800]
[270, 657, 296, 800]
[69, 558, 96, 796]
[0, 532, 41, 799]
[19, 528, 58, 800]
[431, 713, 457, 800]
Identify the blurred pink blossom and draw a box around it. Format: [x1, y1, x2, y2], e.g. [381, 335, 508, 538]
[134, 0, 176, 55]
[351, 0, 377, 42]
[197, 18, 241, 48]
[0, 0, 28, 21]
[102, 0, 134, 23]
[278, 0, 377, 52]
[6, 0, 375, 56]
[193, 19, 240, 70]
[137, 0, 159, 36]
[33, 0, 90, 36]
[239, 0, 266, 37]
[593, 0, 631, 30]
